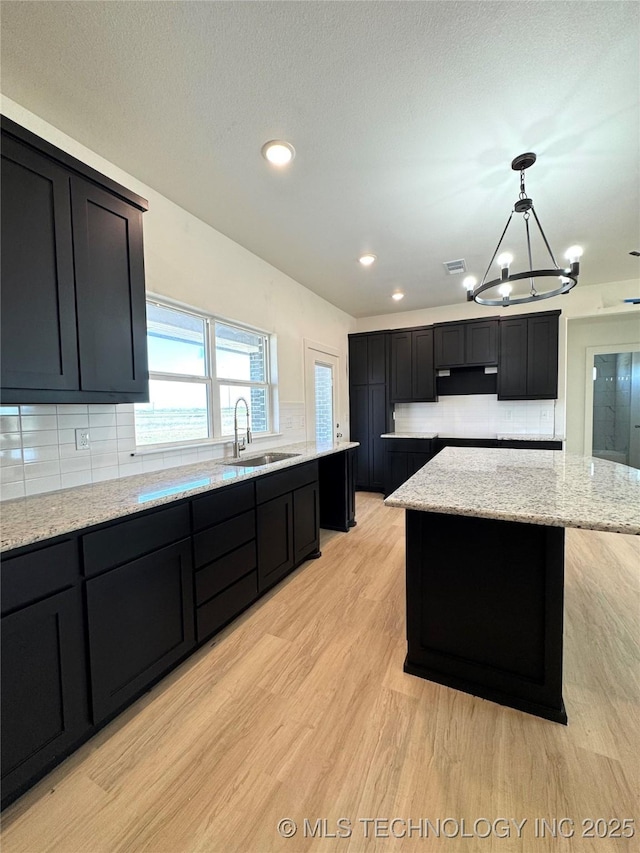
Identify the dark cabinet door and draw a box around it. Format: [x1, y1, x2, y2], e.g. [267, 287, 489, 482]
[412, 328, 435, 401]
[1, 587, 88, 804]
[293, 481, 320, 564]
[86, 539, 194, 724]
[348, 336, 368, 386]
[434, 324, 465, 368]
[346, 447, 356, 526]
[369, 384, 387, 492]
[350, 384, 370, 489]
[1, 136, 79, 393]
[389, 331, 412, 402]
[71, 177, 148, 395]
[466, 320, 498, 366]
[367, 333, 387, 384]
[257, 493, 294, 591]
[498, 318, 528, 399]
[385, 450, 409, 497]
[527, 314, 559, 398]
[408, 452, 432, 477]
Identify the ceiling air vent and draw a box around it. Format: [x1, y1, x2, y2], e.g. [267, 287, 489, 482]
[443, 258, 467, 275]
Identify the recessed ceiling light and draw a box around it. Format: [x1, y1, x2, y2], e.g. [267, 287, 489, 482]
[392, 292, 405, 301]
[359, 254, 377, 266]
[261, 140, 295, 166]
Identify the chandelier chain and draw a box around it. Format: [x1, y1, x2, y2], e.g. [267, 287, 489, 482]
[519, 168, 527, 200]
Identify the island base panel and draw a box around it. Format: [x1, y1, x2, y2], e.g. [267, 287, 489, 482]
[405, 510, 566, 724]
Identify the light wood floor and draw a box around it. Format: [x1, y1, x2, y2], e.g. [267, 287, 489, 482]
[2, 493, 638, 853]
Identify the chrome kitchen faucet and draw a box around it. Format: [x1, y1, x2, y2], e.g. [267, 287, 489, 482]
[233, 396, 252, 459]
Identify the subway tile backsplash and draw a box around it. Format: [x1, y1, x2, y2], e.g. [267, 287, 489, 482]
[0, 400, 307, 501]
[394, 395, 557, 438]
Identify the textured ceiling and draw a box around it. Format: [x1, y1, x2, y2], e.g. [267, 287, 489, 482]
[1, 1, 638, 317]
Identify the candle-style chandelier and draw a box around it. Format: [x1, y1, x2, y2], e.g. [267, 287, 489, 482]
[464, 153, 583, 306]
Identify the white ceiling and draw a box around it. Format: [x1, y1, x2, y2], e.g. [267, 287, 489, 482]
[1, 1, 638, 317]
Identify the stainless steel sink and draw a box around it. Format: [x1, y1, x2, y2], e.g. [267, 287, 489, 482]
[226, 452, 301, 467]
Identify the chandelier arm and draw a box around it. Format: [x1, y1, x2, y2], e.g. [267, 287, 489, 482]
[530, 206, 560, 269]
[524, 216, 536, 295]
[480, 211, 514, 285]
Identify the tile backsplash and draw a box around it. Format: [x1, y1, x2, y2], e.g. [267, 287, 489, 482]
[394, 395, 557, 438]
[0, 401, 306, 501]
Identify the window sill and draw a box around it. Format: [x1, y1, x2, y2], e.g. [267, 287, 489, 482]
[130, 433, 284, 457]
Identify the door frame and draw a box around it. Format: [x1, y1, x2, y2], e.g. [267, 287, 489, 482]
[303, 339, 341, 443]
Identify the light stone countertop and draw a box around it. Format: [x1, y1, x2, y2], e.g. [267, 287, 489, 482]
[496, 434, 565, 442]
[384, 446, 640, 535]
[0, 441, 358, 553]
[380, 432, 439, 439]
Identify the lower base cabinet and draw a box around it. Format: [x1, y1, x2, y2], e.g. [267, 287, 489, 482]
[257, 493, 294, 591]
[318, 447, 356, 531]
[384, 440, 435, 497]
[293, 481, 320, 565]
[86, 538, 195, 724]
[1, 586, 88, 805]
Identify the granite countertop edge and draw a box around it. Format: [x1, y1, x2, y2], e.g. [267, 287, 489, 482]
[1, 441, 359, 553]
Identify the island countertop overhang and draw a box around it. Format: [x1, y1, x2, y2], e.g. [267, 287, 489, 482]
[384, 446, 640, 536]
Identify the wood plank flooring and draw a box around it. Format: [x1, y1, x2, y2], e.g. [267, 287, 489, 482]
[2, 493, 638, 852]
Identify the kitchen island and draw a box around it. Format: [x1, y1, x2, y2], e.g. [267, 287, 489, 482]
[385, 447, 640, 723]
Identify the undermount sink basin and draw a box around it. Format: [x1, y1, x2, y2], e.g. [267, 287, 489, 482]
[226, 452, 301, 467]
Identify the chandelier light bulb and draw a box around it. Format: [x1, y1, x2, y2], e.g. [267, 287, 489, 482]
[496, 252, 513, 269]
[498, 283, 512, 298]
[564, 245, 583, 263]
[463, 276, 477, 291]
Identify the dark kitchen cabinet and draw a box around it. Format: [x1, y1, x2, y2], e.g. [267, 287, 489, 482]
[256, 461, 320, 592]
[86, 538, 194, 724]
[498, 311, 559, 400]
[318, 447, 356, 532]
[434, 319, 498, 368]
[0, 117, 149, 404]
[389, 327, 436, 403]
[1, 540, 89, 810]
[349, 332, 390, 492]
[384, 438, 434, 497]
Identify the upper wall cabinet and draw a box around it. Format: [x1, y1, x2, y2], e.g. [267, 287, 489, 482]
[1, 117, 149, 404]
[498, 310, 560, 400]
[389, 327, 436, 403]
[434, 319, 498, 369]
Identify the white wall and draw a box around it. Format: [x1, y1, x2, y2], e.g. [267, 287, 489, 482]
[355, 279, 640, 438]
[0, 96, 356, 498]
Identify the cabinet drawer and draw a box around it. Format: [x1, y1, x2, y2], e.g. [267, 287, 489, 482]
[1, 540, 79, 615]
[193, 510, 255, 569]
[256, 461, 318, 504]
[196, 571, 258, 642]
[82, 504, 190, 578]
[192, 481, 255, 532]
[195, 541, 257, 605]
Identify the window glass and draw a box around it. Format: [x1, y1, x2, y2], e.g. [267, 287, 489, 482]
[135, 380, 209, 445]
[215, 322, 266, 382]
[147, 304, 206, 376]
[219, 385, 268, 436]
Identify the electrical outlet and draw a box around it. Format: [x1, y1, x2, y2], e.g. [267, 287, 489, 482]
[75, 428, 90, 450]
[505, 409, 513, 421]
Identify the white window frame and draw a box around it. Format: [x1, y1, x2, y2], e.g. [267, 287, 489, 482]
[137, 297, 274, 449]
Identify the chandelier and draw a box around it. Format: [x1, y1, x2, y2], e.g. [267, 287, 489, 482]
[464, 153, 582, 306]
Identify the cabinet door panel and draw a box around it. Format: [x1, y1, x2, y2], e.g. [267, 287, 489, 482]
[71, 177, 148, 395]
[527, 314, 559, 398]
[369, 384, 387, 492]
[385, 451, 409, 497]
[350, 384, 370, 488]
[434, 325, 465, 368]
[1, 588, 88, 798]
[466, 320, 498, 366]
[367, 333, 387, 384]
[1, 136, 79, 391]
[86, 539, 194, 723]
[348, 336, 368, 385]
[293, 481, 320, 564]
[498, 318, 528, 399]
[412, 328, 435, 400]
[390, 332, 412, 402]
[257, 494, 294, 591]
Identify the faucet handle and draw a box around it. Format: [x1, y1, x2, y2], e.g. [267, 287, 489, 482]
[247, 428, 252, 444]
